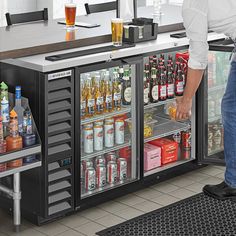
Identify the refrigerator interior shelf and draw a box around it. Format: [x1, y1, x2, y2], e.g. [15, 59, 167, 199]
[144, 117, 189, 143]
[208, 148, 224, 157]
[81, 106, 131, 125]
[0, 161, 42, 178]
[144, 159, 194, 177]
[208, 84, 226, 93]
[144, 98, 175, 110]
[81, 178, 137, 199]
[208, 115, 222, 123]
[81, 139, 131, 160]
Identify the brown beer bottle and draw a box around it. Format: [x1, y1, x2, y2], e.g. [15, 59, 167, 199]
[166, 64, 175, 99]
[150, 68, 159, 103]
[159, 66, 167, 101]
[144, 71, 150, 105]
[175, 67, 184, 96]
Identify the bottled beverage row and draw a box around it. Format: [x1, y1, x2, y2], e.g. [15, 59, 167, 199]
[208, 52, 230, 88]
[144, 128, 192, 172]
[81, 149, 131, 193]
[0, 82, 37, 172]
[208, 122, 224, 155]
[80, 67, 131, 119]
[208, 91, 224, 119]
[143, 53, 188, 105]
[82, 115, 128, 155]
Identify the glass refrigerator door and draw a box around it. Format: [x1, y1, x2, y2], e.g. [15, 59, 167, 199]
[143, 51, 196, 177]
[198, 39, 234, 165]
[78, 61, 141, 199]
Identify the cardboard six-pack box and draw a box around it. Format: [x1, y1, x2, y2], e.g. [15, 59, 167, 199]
[149, 138, 178, 165]
[144, 143, 162, 171]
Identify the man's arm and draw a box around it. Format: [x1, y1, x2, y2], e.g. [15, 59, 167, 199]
[176, 68, 204, 120]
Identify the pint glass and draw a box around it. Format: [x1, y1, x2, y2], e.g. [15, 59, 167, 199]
[65, 3, 76, 29]
[111, 18, 123, 47]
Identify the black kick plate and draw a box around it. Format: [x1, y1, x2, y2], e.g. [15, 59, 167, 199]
[96, 193, 236, 236]
[45, 43, 136, 62]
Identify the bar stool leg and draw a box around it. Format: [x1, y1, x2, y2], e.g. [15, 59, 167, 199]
[13, 173, 21, 232]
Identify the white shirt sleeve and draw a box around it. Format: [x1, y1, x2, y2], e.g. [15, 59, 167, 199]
[182, 5, 209, 70]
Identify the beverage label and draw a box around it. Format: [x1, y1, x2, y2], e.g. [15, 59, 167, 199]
[105, 95, 112, 110]
[94, 127, 103, 151]
[124, 87, 131, 103]
[81, 100, 86, 117]
[15, 86, 21, 99]
[167, 84, 174, 96]
[114, 92, 121, 101]
[1, 100, 9, 123]
[144, 88, 149, 104]
[87, 99, 95, 114]
[160, 85, 167, 97]
[151, 85, 159, 101]
[96, 97, 104, 113]
[176, 81, 184, 93]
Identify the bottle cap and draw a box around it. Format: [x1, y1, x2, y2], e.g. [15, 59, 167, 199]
[0, 82, 8, 90]
[10, 109, 17, 118]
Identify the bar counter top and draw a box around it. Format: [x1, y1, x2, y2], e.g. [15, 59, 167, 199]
[0, 4, 184, 60]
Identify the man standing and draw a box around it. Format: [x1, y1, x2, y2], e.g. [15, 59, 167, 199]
[177, 0, 236, 199]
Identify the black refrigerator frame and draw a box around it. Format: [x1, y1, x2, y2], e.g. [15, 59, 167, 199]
[74, 56, 144, 210]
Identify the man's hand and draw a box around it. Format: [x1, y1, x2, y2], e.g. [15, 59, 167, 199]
[176, 97, 192, 120]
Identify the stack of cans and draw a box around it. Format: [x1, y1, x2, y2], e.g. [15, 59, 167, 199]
[81, 152, 128, 193]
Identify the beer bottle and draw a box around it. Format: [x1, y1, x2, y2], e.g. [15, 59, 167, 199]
[150, 68, 159, 103]
[95, 75, 104, 115]
[144, 71, 150, 105]
[145, 64, 150, 74]
[175, 67, 184, 96]
[113, 71, 122, 111]
[122, 69, 131, 106]
[153, 57, 157, 69]
[159, 66, 167, 101]
[118, 66, 124, 92]
[166, 64, 175, 99]
[80, 79, 87, 119]
[86, 78, 95, 117]
[104, 72, 113, 112]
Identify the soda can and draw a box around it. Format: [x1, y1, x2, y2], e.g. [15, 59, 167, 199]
[82, 160, 94, 171]
[182, 148, 191, 160]
[85, 167, 96, 192]
[105, 118, 114, 124]
[106, 152, 117, 162]
[182, 130, 191, 150]
[94, 125, 103, 151]
[107, 161, 118, 185]
[0, 163, 6, 172]
[104, 122, 114, 148]
[117, 158, 127, 182]
[115, 120, 125, 144]
[94, 120, 104, 126]
[84, 127, 94, 153]
[95, 156, 106, 166]
[96, 164, 106, 189]
[83, 123, 93, 129]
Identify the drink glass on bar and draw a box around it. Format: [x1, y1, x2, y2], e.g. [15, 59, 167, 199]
[65, 3, 76, 29]
[111, 18, 124, 47]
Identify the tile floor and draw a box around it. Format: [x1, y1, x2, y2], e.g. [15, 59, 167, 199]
[0, 165, 226, 236]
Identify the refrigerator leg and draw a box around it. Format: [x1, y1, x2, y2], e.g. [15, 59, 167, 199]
[13, 173, 21, 232]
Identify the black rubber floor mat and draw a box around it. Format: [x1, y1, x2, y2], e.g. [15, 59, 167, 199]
[96, 193, 236, 236]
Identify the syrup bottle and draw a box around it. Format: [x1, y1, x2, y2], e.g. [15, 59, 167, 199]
[6, 109, 23, 168]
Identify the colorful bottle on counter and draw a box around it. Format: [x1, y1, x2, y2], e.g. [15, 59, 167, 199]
[1, 96, 9, 128]
[22, 108, 36, 163]
[6, 109, 23, 168]
[14, 86, 25, 133]
[0, 117, 7, 172]
[0, 82, 8, 101]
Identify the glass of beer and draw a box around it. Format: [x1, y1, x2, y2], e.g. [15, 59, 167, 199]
[111, 18, 124, 47]
[65, 3, 76, 29]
